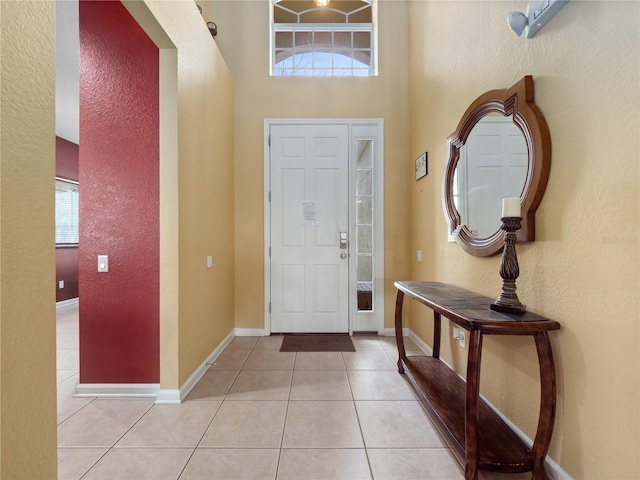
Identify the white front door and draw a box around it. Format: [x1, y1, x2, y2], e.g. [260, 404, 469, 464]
[269, 124, 349, 333]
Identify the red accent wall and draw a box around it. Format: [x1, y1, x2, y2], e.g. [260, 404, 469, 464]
[79, 0, 159, 383]
[56, 248, 79, 301]
[56, 136, 79, 181]
[56, 137, 80, 302]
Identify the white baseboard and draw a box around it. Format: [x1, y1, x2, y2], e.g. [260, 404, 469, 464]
[155, 389, 181, 404]
[547, 457, 573, 479]
[73, 330, 237, 403]
[407, 329, 434, 355]
[56, 298, 79, 308]
[381, 327, 410, 337]
[234, 328, 266, 336]
[75, 383, 159, 398]
[155, 329, 235, 404]
[493, 409, 572, 479]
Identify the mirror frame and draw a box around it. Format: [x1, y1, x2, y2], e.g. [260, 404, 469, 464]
[444, 75, 551, 257]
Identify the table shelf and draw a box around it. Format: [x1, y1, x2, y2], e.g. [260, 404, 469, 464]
[394, 281, 560, 480]
[402, 355, 533, 472]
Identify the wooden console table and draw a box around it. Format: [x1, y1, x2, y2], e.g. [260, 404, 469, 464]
[394, 281, 560, 480]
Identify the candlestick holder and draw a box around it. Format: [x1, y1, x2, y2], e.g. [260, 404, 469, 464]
[491, 216, 526, 314]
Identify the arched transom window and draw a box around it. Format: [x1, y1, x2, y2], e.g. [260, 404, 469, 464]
[271, 0, 377, 77]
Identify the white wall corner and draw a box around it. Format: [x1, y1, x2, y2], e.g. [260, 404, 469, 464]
[155, 389, 181, 404]
[162, 329, 235, 404]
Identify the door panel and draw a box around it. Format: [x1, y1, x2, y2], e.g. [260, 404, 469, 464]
[270, 124, 349, 333]
[315, 170, 339, 245]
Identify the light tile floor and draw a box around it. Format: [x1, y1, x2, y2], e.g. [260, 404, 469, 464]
[56, 303, 526, 480]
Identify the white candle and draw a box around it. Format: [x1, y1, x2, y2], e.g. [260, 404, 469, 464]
[501, 197, 521, 218]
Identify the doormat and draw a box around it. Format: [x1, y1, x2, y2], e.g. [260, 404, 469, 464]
[280, 334, 356, 352]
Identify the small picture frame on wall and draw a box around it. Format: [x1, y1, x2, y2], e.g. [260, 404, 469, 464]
[415, 152, 428, 180]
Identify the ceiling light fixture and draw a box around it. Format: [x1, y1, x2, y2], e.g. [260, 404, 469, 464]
[207, 21, 218, 38]
[315, 0, 329, 7]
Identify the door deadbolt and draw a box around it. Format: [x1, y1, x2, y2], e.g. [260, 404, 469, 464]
[340, 232, 348, 249]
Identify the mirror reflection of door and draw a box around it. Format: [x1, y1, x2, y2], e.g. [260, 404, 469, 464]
[455, 115, 527, 238]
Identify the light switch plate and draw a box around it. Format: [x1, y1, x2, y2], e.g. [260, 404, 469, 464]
[98, 255, 109, 272]
[206, 255, 213, 268]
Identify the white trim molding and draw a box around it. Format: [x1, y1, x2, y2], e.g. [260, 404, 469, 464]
[75, 330, 237, 403]
[156, 330, 235, 404]
[75, 383, 159, 398]
[155, 388, 181, 404]
[234, 328, 266, 337]
[381, 327, 410, 338]
[56, 297, 79, 308]
[407, 329, 434, 356]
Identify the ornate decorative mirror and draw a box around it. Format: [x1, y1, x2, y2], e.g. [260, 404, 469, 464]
[444, 76, 551, 257]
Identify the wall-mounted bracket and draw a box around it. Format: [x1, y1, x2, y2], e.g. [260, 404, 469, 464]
[508, 0, 568, 39]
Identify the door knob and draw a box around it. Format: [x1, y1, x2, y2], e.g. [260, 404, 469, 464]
[340, 253, 347, 259]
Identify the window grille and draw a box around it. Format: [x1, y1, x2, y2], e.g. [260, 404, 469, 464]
[355, 139, 374, 311]
[271, 0, 376, 77]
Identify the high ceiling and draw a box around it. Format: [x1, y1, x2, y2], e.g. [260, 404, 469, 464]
[55, 0, 79, 144]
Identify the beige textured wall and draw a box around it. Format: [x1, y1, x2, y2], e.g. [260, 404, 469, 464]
[0, 2, 58, 478]
[139, 2, 236, 386]
[407, 1, 639, 478]
[209, 0, 412, 331]
[1, 2, 234, 476]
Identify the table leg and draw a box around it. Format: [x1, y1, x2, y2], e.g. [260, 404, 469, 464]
[432, 312, 441, 359]
[464, 329, 483, 480]
[531, 331, 557, 480]
[394, 290, 407, 373]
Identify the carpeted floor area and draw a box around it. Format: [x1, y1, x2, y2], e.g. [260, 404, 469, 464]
[279, 334, 356, 352]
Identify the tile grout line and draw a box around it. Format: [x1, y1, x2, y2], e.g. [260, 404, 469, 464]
[60, 333, 456, 479]
[56, 396, 97, 427]
[180, 336, 261, 479]
[76, 448, 111, 480]
[75, 400, 155, 480]
[177, 395, 225, 479]
[273, 350, 296, 480]
[347, 338, 386, 480]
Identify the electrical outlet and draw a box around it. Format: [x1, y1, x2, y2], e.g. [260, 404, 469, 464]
[58, 280, 64, 289]
[453, 326, 466, 348]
